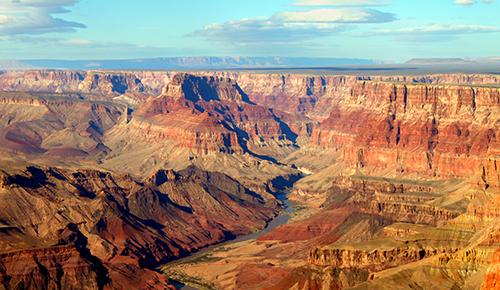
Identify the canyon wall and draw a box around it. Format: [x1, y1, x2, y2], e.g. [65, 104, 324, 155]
[0, 70, 498, 289]
[0, 165, 278, 289]
[310, 82, 499, 179]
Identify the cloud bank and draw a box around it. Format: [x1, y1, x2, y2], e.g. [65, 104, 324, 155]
[294, 0, 390, 6]
[0, 0, 84, 35]
[375, 23, 500, 35]
[196, 8, 395, 46]
[454, 0, 494, 5]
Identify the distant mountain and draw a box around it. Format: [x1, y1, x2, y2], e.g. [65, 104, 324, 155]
[0, 56, 376, 70]
[0, 60, 37, 70]
[406, 57, 500, 66]
[406, 58, 473, 65]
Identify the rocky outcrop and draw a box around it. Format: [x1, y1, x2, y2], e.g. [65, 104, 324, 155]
[309, 246, 458, 271]
[0, 70, 85, 93]
[1, 71, 497, 170]
[466, 194, 500, 222]
[1, 70, 498, 289]
[0, 92, 126, 156]
[482, 249, 500, 290]
[161, 74, 250, 103]
[351, 200, 459, 226]
[314, 176, 461, 226]
[311, 82, 499, 179]
[480, 158, 500, 189]
[134, 73, 296, 155]
[0, 246, 106, 290]
[366, 74, 500, 85]
[267, 266, 369, 290]
[0, 223, 173, 290]
[0, 165, 279, 289]
[0, 70, 166, 98]
[78, 72, 146, 96]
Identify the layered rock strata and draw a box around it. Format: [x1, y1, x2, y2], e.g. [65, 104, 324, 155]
[0, 165, 278, 289]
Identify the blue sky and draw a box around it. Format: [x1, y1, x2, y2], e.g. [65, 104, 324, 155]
[0, 0, 498, 62]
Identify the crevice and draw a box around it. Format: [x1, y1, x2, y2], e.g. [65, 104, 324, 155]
[471, 88, 476, 114]
[403, 85, 408, 113]
[396, 122, 401, 145]
[426, 118, 439, 170]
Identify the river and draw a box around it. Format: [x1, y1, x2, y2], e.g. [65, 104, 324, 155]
[166, 191, 295, 290]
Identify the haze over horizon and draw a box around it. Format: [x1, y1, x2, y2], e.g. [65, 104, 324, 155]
[0, 0, 499, 62]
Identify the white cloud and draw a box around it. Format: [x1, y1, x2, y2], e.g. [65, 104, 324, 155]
[197, 18, 346, 46]
[375, 23, 500, 34]
[454, 0, 495, 5]
[0, 0, 85, 35]
[455, 0, 475, 5]
[196, 8, 395, 46]
[0, 15, 9, 25]
[62, 38, 93, 46]
[4, 35, 142, 48]
[0, 35, 190, 59]
[277, 8, 395, 23]
[294, 0, 390, 6]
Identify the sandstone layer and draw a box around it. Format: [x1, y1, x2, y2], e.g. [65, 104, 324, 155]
[0, 165, 279, 289]
[0, 70, 498, 289]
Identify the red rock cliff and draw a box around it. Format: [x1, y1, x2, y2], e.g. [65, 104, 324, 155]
[310, 81, 499, 179]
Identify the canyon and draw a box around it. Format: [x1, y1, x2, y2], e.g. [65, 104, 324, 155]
[0, 70, 498, 289]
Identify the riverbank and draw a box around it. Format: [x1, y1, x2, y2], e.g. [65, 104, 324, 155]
[163, 191, 303, 290]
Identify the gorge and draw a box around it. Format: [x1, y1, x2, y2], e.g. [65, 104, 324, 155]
[0, 70, 498, 290]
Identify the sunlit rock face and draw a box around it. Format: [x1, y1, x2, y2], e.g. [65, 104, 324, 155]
[0, 165, 278, 289]
[0, 70, 498, 289]
[310, 82, 499, 178]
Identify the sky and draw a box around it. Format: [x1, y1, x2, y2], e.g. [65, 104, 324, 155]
[0, 0, 499, 62]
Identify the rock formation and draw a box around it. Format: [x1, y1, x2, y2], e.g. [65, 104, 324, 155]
[0, 165, 278, 289]
[0, 70, 498, 289]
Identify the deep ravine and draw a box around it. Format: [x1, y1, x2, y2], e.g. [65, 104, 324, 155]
[164, 189, 297, 290]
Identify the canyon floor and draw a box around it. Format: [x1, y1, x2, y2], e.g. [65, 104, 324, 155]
[0, 70, 498, 290]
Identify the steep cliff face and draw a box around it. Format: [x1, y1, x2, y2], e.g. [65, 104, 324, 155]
[0, 246, 105, 290]
[1, 70, 498, 111]
[310, 82, 499, 179]
[308, 246, 458, 270]
[1, 70, 498, 289]
[263, 168, 498, 290]
[482, 249, 500, 290]
[206, 72, 500, 120]
[1, 70, 497, 127]
[133, 73, 296, 155]
[0, 92, 126, 157]
[224, 74, 338, 117]
[0, 165, 278, 289]
[0, 70, 166, 98]
[0, 223, 173, 290]
[366, 73, 500, 85]
[0, 70, 85, 93]
[480, 158, 500, 189]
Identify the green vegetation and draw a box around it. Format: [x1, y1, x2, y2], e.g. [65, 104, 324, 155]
[183, 252, 222, 264]
[164, 269, 217, 290]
